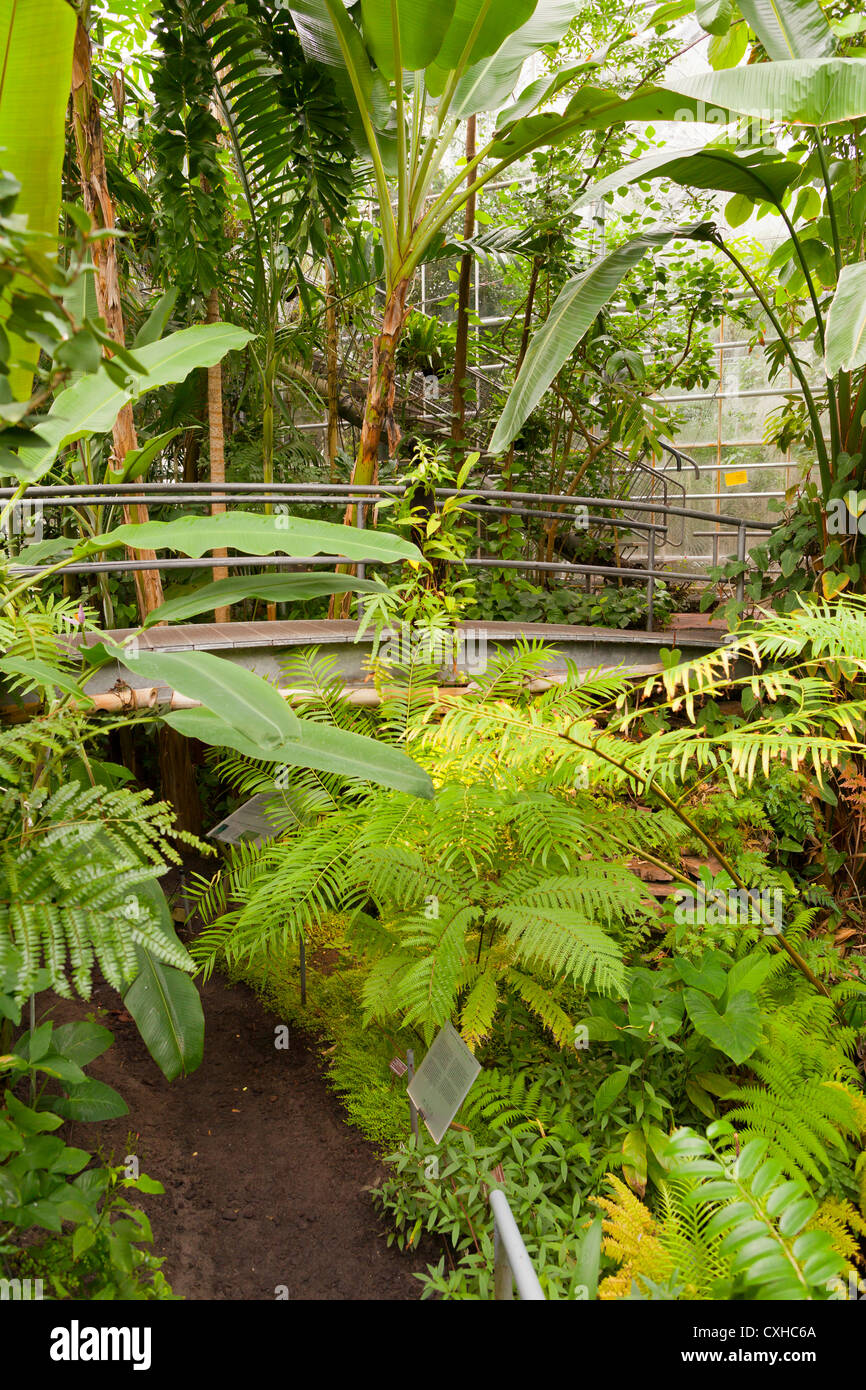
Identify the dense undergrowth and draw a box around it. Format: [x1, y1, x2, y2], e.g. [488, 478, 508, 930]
[195, 610, 866, 1300]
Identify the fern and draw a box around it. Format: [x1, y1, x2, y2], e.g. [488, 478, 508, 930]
[0, 766, 200, 1001]
[193, 777, 668, 1040]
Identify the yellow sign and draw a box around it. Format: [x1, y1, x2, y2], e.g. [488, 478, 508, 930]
[725, 469, 748, 486]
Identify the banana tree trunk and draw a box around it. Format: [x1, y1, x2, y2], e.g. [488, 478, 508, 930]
[325, 229, 340, 481]
[205, 286, 230, 622]
[331, 278, 411, 617]
[262, 350, 276, 620]
[354, 276, 411, 489]
[70, 18, 163, 623]
[451, 116, 476, 444]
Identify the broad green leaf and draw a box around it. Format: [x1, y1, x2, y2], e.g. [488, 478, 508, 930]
[49, 1021, 114, 1068]
[107, 427, 186, 483]
[359, 0, 456, 77]
[488, 86, 715, 162]
[683, 987, 762, 1064]
[490, 223, 714, 453]
[122, 880, 204, 1082]
[8, 536, 74, 566]
[660, 58, 866, 128]
[574, 1215, 602, 1299]
[824, 263, 866, 377]
[0, 0, 77, 399]
[143, 573, 389, 627]
[736, 0, 834, 60]
[426, 0, 539, 96]
[708, 18, 748, 67]
[575, 144, 801, 211]
[77, 510, 422, 565]
[163, 707, 435, 799]
[42, 1077, 129, 1124]
[672, 952, 728, 998]
[112, 647, 301, 750]
[13, 323, 252, 483]
[132, 289, 179, 348]
[726, 192, 754, 226]
[453, 0, 585, 117]
[492, 58, 599, 132]
[593, 1067, 630, 1115]
[696, 0, 732, 36]
[622, 1127, 648, 1195]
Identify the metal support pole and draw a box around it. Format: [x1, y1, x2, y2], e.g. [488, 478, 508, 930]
[735, 523, 747, 606]
[490, 1189, 545, 1301]
[646, 528, 655, 633]
[493, 1223, 514, 1301]
[406, 1048, 419, 1141]
[299, 936, 307, 1006]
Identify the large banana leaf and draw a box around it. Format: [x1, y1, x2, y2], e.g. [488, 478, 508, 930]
[122, 879, 204, 1082]
[659, 58, 866, 128]
[143, 573, 389, 627]
[108, 647, 302, 751]
[425, 0, 540, 95]
[14, 323, 252, 483]
[490, 86, 711, 161]
[0, 0, 77, 400]
[163, 707, 435, 798]
[824, 264, 866, 377]
[496, 57, 866, 163]
[736, 0, 834, 60]
[490, 224, 714, 454]
[575, 143, 802, 211]
[77, 510, 422, 565]
[359, 0, 456, 77]
[452, 0, 582, 117]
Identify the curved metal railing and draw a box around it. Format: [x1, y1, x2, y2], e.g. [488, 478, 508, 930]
[0, 481, 774, 633]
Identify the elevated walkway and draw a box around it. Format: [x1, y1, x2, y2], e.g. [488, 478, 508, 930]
[80, 618, 728, 700]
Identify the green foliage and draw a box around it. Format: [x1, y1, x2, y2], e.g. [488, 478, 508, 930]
[193, 776, 663, 1042]
[0, 719, 200, 1005]
[0, 1025, 174, 1299]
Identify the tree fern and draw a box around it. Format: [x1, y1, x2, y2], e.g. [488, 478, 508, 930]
[193, 777, 667, 1040]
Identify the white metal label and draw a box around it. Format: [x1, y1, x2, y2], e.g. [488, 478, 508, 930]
[407, 1022, 481, 1144]
[208, 793, 280, 847]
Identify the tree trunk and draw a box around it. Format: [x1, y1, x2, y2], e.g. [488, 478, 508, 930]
[330, 278, 411, 617]
[262, 349, 277, 620]
[158, 727, 203, 837]
[325, 222, 340, 481]
[70, 18, 163, 623]
[451, 116, 476, 444]
[72, 17, 200, 834]
[205, 286, 230, 622]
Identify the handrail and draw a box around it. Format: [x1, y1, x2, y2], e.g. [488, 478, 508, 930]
[2, 482, 774, 629]
[490, 1189, 545, 1301]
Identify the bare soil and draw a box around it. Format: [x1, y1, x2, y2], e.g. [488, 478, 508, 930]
[46, 972, 427, 1301]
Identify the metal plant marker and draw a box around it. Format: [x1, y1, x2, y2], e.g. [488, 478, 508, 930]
[407, 1022, 481, 1144]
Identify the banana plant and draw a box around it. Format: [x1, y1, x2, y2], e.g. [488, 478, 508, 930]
[492, 0, 866, 600]
[287, 0, 633, 492]
[0, 0, 77, 401]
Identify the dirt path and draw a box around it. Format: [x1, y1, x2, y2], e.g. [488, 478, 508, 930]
[48, 973, 427, 1301]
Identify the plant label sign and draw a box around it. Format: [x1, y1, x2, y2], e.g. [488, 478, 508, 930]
[208, 793, 280, 847]
[407, 1022, 481, 1144]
